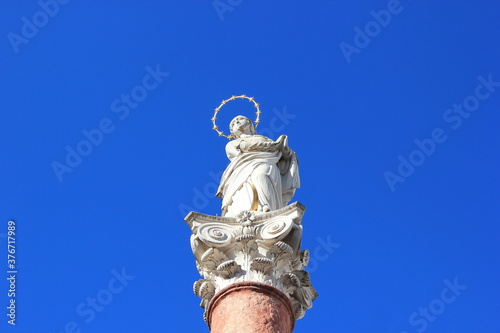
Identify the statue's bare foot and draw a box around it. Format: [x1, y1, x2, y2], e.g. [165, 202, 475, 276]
[261, 205, 270, 212]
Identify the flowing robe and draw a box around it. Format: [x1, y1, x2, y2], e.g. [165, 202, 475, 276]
[216, 135, 300, 217]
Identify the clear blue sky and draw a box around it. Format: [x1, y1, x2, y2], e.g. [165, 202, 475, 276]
[1, 1, 499, 332]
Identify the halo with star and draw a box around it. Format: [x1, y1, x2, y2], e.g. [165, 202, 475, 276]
[212, 94, 261, 139]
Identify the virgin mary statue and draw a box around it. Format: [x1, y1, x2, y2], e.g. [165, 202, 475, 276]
[216, 115, 300, 217]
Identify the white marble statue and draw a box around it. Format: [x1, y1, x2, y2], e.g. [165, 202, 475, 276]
[216, 116, 300, 217]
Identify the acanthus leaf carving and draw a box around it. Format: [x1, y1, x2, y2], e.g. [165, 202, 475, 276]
[215, 259, 241, 278]
[200, 248, 228, 272]
[185, 202, 318, 321]
[250, 257, 274, 274]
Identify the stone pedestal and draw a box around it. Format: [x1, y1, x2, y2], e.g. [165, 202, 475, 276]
[185, 202, 318, 329]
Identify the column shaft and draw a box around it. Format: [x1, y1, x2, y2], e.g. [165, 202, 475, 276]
[207, 282, 295, 333]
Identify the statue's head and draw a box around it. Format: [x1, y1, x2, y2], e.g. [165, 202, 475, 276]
[230, 115, 256, 138]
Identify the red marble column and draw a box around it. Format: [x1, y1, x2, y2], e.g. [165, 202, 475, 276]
[207, 282, 295, 333]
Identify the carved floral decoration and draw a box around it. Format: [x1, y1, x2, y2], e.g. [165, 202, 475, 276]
[186, 202, 318, 320]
